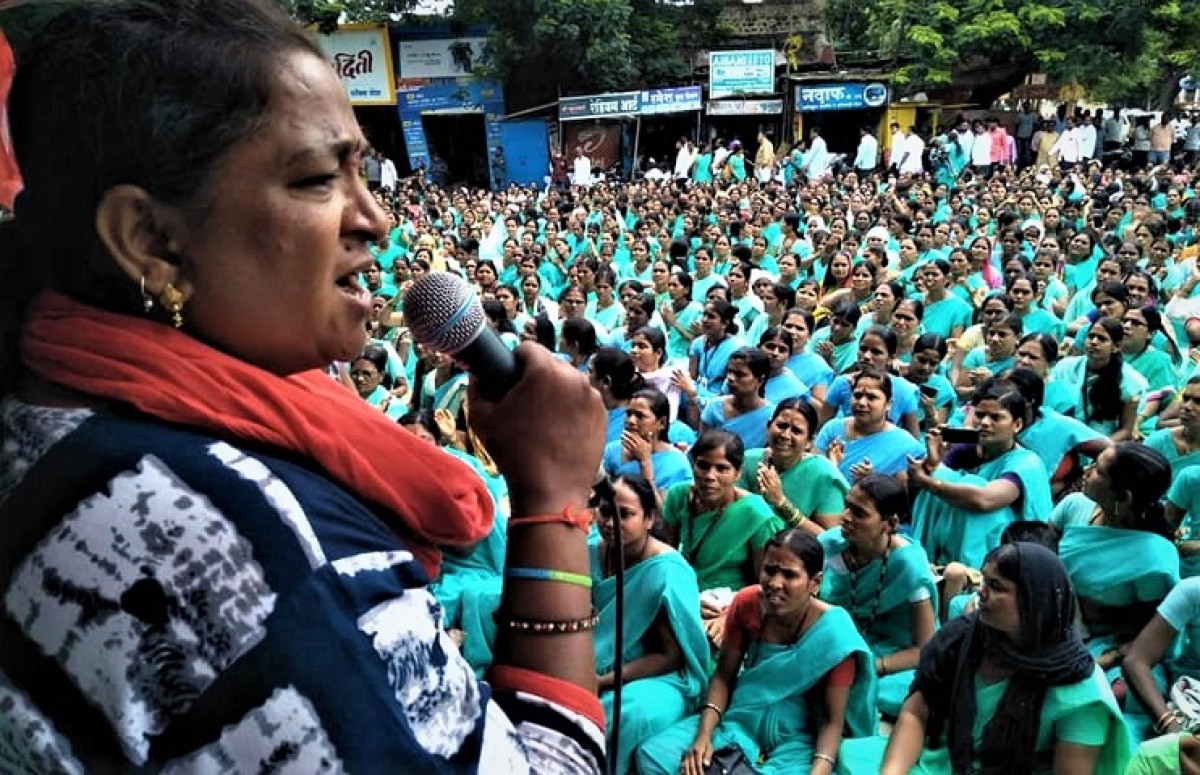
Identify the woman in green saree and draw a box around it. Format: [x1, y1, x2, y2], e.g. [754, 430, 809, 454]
[637, 529, 877, 775]
[907, 381, 1052, 570]
[591, 475, 709, 775]
[1058, 442, 1179, 742]
[818, 474, 937, 718]
[840, 542, 1130, 775]
[661, 430, 786, 645]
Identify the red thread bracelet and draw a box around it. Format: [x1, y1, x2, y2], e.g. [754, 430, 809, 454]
[507, 506, 593, 533]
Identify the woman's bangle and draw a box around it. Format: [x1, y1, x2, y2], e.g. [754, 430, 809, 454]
[812, 753, 837, 768]
[701, 702, 724, 720]
[505, 567, 593, 589]
[1154, 709, 1178, 733]
[494, 609, 599, 635]
[878, 656, 889, 676]
[508, 506, 594, 534]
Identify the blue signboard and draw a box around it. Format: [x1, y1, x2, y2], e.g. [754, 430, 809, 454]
[397, 79, 506, 187]
[639, 85, 703, 115]
[709, 50, 776, 99]
[796, 82, 889, 112]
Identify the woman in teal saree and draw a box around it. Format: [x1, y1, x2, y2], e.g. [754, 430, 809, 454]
[592, 475, 709, 775]
[839, 543, 1130, 775]
[818, 475, 937, 718]
[907, 382, 1051, 570]
[1058, 442, 1179, 742]
[637, 529, 877, 775]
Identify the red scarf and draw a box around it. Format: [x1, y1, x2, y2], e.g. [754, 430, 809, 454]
[20, 291, 493, 579]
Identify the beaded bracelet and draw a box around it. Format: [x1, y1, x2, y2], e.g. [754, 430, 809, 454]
[505, 567, 593, 589]
[508, 506, 594, 534]
[495, 609, 600, 635]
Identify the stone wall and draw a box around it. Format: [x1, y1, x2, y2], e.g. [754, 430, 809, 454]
[717, 0, 833, 66]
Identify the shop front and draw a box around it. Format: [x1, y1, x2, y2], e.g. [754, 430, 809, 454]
[704, 98, 785, 149]
[792, 80, 890, 156]
[397, 80, 505, 189]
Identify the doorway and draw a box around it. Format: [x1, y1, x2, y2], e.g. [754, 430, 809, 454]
[420, 112, 489, 188]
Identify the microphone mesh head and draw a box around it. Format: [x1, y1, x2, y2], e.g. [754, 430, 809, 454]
[403, 272, 487, 354]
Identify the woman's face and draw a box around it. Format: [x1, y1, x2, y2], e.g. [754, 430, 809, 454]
[1176, 383, 1200, 429]
[560, 290, 587, 319]
[1121, 309, 1151, 349]
[701, 303, 725, 336]
[1093, 292, 1125, 321]
[923, 265, 947, 293]
[782, 312, 811, 349]
[975, 397, 1021, 451]
[520, 318, 538, 343]
[857, 333, 891, 371]
[652, 261, 671, 288]
[475, 263, 496, 285]
[349, 357, 382, 398]
[891, 302, 920, 338]
[759, 287, 779, 314]
[850, 377, 889, 425]
[624, 300, 649, 331]
[521, 276, 541, 299]
[981, 300, 1009, 326]
[839, 485, 894, 549]
[725, 357, 762, 397]
[1031, 255, 1054, 280]
[1149, 240, 1171, 266]
[759, 544, 821, 617]
[624, 396, 663, 443]
[1015, 339, 1051, 377]
[694, 250, 713, 277]
[1084, 324, 1117, 367]
[495, 288, 517, 315]
[830, 255, 851, 279]
[595, 278, 614, 304]
[692, 444, 739, 504]
[1068, 234, 1092, 257]
[766, 407, 811, 465]
[169, 52, 389, 375]
[969, 239, 990, 263]
[1096, 260, 1122, 286]
[795, 283, 820, 311]
[872, 283, 896, 313]
[666, 275, 688, 302]
[977, 559, 1021, 640]
[851, 265, 874, 293]
[598, 479, 654, 548]
[899, 240, 918, 264]
[779, 255, 798, 278]
[761, 336, 791, 373]
[576, 264, 596, 288]
[629, 333, 661, 370]
[907, 346, 941, 382]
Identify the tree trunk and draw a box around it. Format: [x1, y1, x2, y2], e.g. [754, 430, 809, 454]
[1156, 69, 1185, 113]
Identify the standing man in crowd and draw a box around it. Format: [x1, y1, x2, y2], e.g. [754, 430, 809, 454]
[363, 148, 382, 192]
[887, 121, 905, 171]
[379, 150, 398, 193]
[1150, 115, 1175, 165]
[754, 131, 775, 183]
[1078, 114, 1098, 163]
[1015, 103, 1037, 167]
[855, 125, 879, 175]
[572, 146, 593, 187]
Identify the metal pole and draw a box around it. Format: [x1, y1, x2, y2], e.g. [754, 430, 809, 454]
[632, 116, 642, 179]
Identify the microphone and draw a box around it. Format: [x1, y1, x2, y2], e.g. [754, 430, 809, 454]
[402, 272, 520, 401]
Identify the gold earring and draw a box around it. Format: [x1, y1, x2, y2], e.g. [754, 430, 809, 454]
[140, 276, 153, 313]
[160, 283, 184, 328]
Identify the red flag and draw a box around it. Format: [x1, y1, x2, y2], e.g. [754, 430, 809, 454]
[0, 27, 22, 209]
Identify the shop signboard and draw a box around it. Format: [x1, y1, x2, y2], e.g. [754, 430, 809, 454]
[396, 80, 505, 186]
[559, 91, 641, 121]
[639, 86, 703, 115]
[706, 99, 784, 116]
[796, 82, 889, 112]
[397, 37, 490, 80]
[316, 26, 397, 106]
[708, 50, 775, 99]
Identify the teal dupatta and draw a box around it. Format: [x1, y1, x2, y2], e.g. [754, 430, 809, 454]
[818, 529, 938, 716]
[910, 446, 1051, 569]
[592, 546, 710, 775]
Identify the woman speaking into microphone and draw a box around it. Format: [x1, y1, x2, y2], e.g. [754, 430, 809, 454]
[0, 1, 607, 772]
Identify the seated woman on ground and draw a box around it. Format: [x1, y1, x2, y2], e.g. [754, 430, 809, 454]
[817, 474, 938, 718]
[636, 529, 878, 775]
[819, 325, 922, 438]
[940, 519, 1060, 622]
[815, 369, 926, 484]
[660, 430, 785, 646]
[589, 475, 709, 775]
[839, 542, 1130, 775]
[906, 381, 1052, 571]
[737, 397, 850, 538]
[601, 387, 693, 497]
[698, 347, 776, 451]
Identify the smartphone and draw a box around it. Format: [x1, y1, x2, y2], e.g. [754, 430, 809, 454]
[919, 384, 939, 400]
[941, 427, 981, 445]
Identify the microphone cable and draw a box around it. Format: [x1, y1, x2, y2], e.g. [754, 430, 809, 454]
[609, 512, 625, 775]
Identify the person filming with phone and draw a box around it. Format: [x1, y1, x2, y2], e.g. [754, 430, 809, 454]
[905, 381, 1053, 575]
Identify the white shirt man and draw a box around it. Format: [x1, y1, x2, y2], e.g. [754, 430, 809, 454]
[888, 125, 905, 167]
[1052, 123, 1082, 164]
[674, 141, 695, 179]
[379, 154, 398, 191]
[804, 131, 832, 179]
[854, 129, 879, 172]
[1077, 118, 1098, 160]
[898, 129, 925, 175]
[572, 150, 593, 187]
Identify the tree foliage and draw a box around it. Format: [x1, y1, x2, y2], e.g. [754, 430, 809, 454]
[279, 0, 417, 32]
[454, 0, 726, 111]
[826, 0, 1195, 107]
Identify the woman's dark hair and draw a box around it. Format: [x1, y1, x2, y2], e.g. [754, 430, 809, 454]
[592, 346, 644, 401]
[772, 283, 797, 311]
[829, 299, 863, 326]
[612, 473, 660, 521]
[727, 346, 771, 397]
[561, 317, 598, 356]
[558, 282, 588, 304]
[1083, 318, 1126, 424]
[475, 259, 499, 283]
[970, 379, 1031, 427]
[593, 266, 617, 291]
[973, 292, 1014, 325]
[482, 299, 516, 334]
[989, 313, 1023, 338]
[925, 257, 952, 278]
[764, 528, 824, 576]
[895, 297, 925, 322]
[758, 325, 795, 354]
[770, 396, 819, 435]
[783, 307, 816, 333]
[354, 344, 392, 389]
[1017, 332, 1059, 365]
[532, 313, 557, 351]
[626, 292, 657, 321]
[852, 368, 893, 400]
[912, 332, 947, 360]
[671, 271, 695, 295]
[706, 299, 739, 336]
[1090, 281, 1129, 309]
[631, 387, 671, 442]
[690, 428, 745, 470]
[398, 409, 444, 444]
[854, 473, 910, 523]
[632, 326, 667, 368]
[1000, 520, 1060, 552]
[1130, 304, 1181, 360]
[860, 324, 899, 357]
[999, 367, 1046, 419]
[1107, 441, 1173, 539]
[1, 0, 325, 392]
